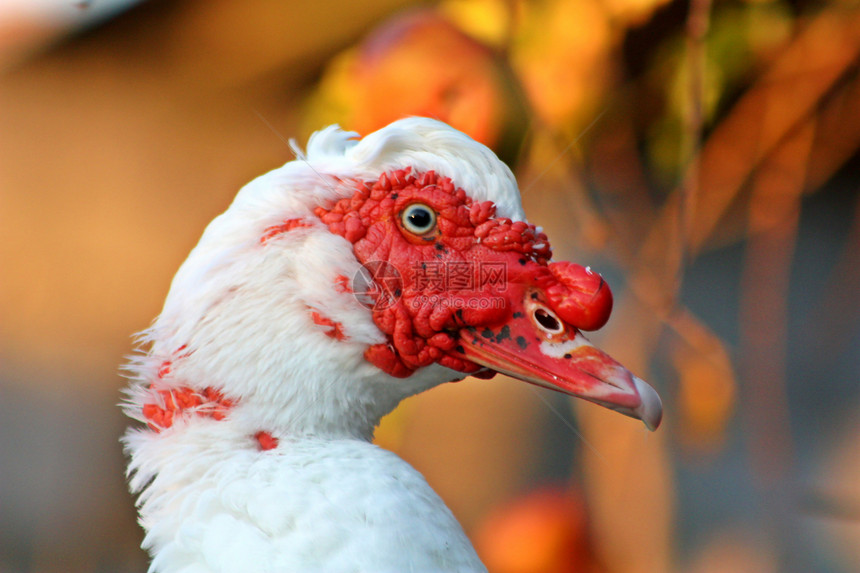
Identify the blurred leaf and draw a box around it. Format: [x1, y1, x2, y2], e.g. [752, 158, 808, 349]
[672, 324, 736, 451]
[303, 9, 529, 162]
[708, 1, 793, 89]
[510, 0, 613, 132]
[440, 0, 512, 47]
[474, 487, 602, 573]
[685, 4, 860, 252]
[645, 1, 793, 185]
[602, 0, 673, 27]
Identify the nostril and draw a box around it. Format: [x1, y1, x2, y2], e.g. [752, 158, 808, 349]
[534, 307, 563, 334]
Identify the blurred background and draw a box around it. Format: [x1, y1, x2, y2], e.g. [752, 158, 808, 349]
[1, 0, 858, 571]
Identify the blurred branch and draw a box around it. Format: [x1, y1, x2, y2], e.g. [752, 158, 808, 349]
[805, 63, 860, 190]
[612, 9, 860, 447]
[740, 117, 816, 484]
[636, 5, 860, 270]
[671, 306, 736, 450]
[627, 0, 717, 318]
[679, 0, 713, 280]
[687, 5, 860, 253]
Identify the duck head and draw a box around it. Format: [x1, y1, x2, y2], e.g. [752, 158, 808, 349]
[125, 118, 661, 442]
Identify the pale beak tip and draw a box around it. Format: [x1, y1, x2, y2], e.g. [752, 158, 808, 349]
[633, 376, 663, 431]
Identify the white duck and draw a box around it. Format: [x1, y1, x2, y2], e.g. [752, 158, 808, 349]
[123, 117, 662, 573]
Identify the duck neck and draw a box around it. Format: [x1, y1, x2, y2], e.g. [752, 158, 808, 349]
[129, 354, 452, 449]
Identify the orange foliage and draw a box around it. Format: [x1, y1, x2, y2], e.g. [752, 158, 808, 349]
[474, 487, 602, 573]
[306, 10, 517, 148]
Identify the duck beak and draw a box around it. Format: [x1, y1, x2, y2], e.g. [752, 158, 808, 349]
[453, 289, 663, 431]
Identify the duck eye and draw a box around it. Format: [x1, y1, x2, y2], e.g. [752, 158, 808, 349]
[401, 203, 437, 235]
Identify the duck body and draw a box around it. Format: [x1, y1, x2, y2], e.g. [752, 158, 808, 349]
[129, 426, 483, 572]
[124, 118, 661, 572]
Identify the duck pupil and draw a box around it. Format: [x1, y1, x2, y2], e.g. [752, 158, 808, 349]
[409, 209, 431, 228]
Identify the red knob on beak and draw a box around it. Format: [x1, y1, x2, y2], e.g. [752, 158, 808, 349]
[539, 262, 613, 332]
